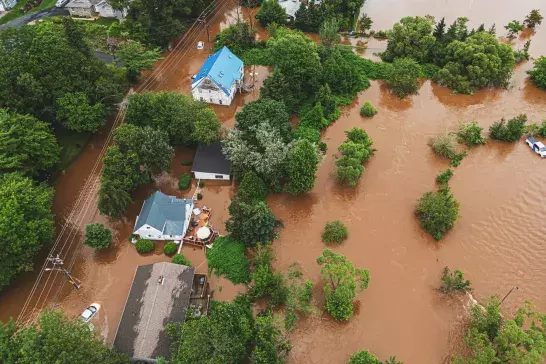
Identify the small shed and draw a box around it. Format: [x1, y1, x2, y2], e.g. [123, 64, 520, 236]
[191, 142, 231, 180]
[113, 262, 195, 361]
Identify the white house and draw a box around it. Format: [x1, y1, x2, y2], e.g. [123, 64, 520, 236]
[133, 191, 194, 242]
[191, 46, 244, 106]
[65, 0, 100, 17]
[278, 0, 301, 21]
[94, 0, 127, 19]
[0, 0, 17, 11]
[191, 142, 231, 180]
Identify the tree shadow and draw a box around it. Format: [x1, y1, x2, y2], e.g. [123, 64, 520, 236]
[431, 82, 501, 109]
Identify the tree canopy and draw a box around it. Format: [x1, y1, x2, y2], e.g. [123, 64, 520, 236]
[385, 57, 422, 98]
[226, 199, 276, 247]
[414, 186, 460, 240]
[84, 223, 113, 249]
[0, 310, 129, 364]
[0, 173, 54, 290]
[0, 109, 60, 177]
[214, 22, 256, 56]
[285, 139, 320, 195]
[115, 40, 162, 82]
[256, 0, 287, 27]
[381, 16, 436, 64]
[528, 56, 546, 90]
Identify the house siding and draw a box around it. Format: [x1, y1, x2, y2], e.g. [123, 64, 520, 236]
[191, 66, 244, 106]
[96, 3, 126, 18]
[68, 7, 96, 17]
[194, 171, 230, 180]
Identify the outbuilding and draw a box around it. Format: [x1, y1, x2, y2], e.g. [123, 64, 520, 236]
[191, 142, 231, 180]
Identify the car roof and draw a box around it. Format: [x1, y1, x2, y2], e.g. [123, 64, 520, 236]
[527, 136, 538, 144]
[536, 141, 546, 148]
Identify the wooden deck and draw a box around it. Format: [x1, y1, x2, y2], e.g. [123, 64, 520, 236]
[182, 206, 219, 248]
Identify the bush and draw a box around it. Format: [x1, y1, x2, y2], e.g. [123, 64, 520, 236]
[196, 192, 203, 200]
[318, 142, 328, 153]
[415, 187, 460, 240]
[528, 56, 546, 90]
[489, 114, 527, 142]
[439, 266, 472, 295]
[436, 169, 453, 185]
[249, 263, 288, 306]
[256, 0, 286, 27]
[348, 350, 381, 364]
[293, 125, 321, 144]
[237, 171, 268, 202]
[456, 121, 486, 147]
[385, 57, 422, 98]
[172, 253, 192, 266]
[135, 239, 155, 253]
[163, 241, 177, 256]
[450, 152, 467, 167]
[198, 181, 205, 188]
[178, 173, 191, 190]
[322, 221, 349, 245]
[360, 101, 377, 117]
[181, 160, 193, 166]
[83, 223, 112, 249]
[429, 133, 456, 160]
[206, 236, 250, 284]
[374, 30, 389, 39]
[336, 128, 375, 187]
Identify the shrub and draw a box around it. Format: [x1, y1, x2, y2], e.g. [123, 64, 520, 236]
[198, 181, 205, 188]
[336, 128, 375, 187]
[322, 221, 349, 245]
[524, 123, 540, 137]
[385, 57, 422, 98]
[249, 263, 288, 306]
[196, 192, 203, 200]
[415, 187, 460, 240]
[163, 241, 177, 256]
[528, 56, 546, 89]
[318, 142, 328, 153]
[374, 30, 389, 39]
[456, 121, 486, 147]
[429, 133, 456, 160]
[439, 266, 472, 295]
[450, 152, 467, 167]
[236, 171, 268, 202]
[348, 350, 381, 364]
[293, 125, 321, 144]
[205, 236, 250, 284]
[436, 169, 453, 185]
[489, 114, 527, 142]
[135, 239, 155, 253]
[181, 160, 193, 166]
[178, 173, 191, 190]
[360, 101, 377, 117]
[83, 223, 112, 249]
[172, 253, 192, 266]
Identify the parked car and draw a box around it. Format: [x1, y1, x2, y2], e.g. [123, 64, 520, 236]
[55, 0, 70, 7]
[525, 137, 546, 158]
[80, 303, 101, 323]
[197, 41, 204, 50]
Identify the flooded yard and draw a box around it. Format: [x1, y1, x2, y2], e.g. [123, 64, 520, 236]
[0, 1, 545, 362]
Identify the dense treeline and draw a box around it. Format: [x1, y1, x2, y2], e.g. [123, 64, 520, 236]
[293, 0, 365, 32]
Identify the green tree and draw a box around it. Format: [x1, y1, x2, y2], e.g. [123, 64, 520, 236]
[226, 199, 276, 247]
[456, 121, 486, 147]
[135, 239, 154, 253]
[439, 266, 471, 295]
[524, 9, 543, 28]
[436, 169, 453, 185]
[235, 99, 292, 143]
[115, 40, 162, 82]
[348, 350, 381, 364]
[528, 56, 546, 90]
[0, 173, 54, 290]
[256, 0, 287, 27]
[300, 102, 329, 130]
[172, 253, 192, 266]
[322, 48, 367, 97]
[504, 20, 523, 37]
[414, 187, 460, 240]
[214, 22, 256, 56]
[317, 249, 370, 321]
[488, 114, 527, 142]
[168, 297, 254, 364]
[358, 13, 373, 35]
[98, 180, 133, 219]
[433, 32, 515, 94]
[322, 221, 349, 245]
[336, 128, 375, 187]
[0, 310, 130, 363]
[260, 69, 299, 112]
[385, 57, 422, 98]
[84, 223, 113, 249]
[429, 132, 456, 160]
[381, 16, 436, 63]
[0, 109, 60, 176]
[360, 101, 377, 117]
[320, 18, 341, 48]
[206, 236, 251, 284]
[285, 139, 320, 195]
[316, 84, 338, 120]
[251, 313, 291, 364]
[236, 171, 268, 203]
[56, 92, 107, 132]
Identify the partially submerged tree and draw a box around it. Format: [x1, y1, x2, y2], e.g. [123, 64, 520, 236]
[336, 128, 375, 187]
[489, 114, 527, 142]
[381, 16, 436, 63]
[317, 249, 370, 321]
[84, 223, 113, 249]
[504, 20, 523, 37]
[385, 57, 422, 98]
[226, 199, 276, 247]
[251, 313, 291, 363]
[456, 121, 486, 147]
[524, 9, 543, 28]
[285, 139, 320, 195]
[358, 13, 373, 35]
[528, 56, 546, 90]
[236, 171, 268, 203]
[415, 187, 460, 240]
[438, 266, 471, 295]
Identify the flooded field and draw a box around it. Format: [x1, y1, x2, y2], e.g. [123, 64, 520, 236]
[0, 1, 545, 363]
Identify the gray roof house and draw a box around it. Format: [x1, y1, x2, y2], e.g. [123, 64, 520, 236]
[133, 191, 194, 241]
[191, 142, 231, 180]
[113, 262, 196, 361]
[66, 0, 100, 17]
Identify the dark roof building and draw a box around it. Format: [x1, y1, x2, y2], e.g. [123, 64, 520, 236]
[114, 262, 195, 361]
[191, 142, 231, 180]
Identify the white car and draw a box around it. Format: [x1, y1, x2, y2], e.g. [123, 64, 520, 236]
[525, 137, 546, 158]
[197, 41, 205, 50]
[80, 303, 101, 323]
[55, 0, 70, 7]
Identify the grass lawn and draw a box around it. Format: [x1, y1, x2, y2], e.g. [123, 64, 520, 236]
[55, 127, 93, 171]
[0, 0, 57, 26]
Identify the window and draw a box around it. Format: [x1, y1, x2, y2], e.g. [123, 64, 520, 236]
[210, 98, 212, 102]
[219, 99, 222, 105]
[215, 175, 224, 179]
[146, 226, 150, 229]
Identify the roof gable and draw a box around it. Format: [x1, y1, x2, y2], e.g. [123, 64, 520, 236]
[134, 191, 193, 236]
[192, 47, 243, 95]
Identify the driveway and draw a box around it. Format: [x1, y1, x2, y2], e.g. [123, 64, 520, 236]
[0, 6, 69, 30]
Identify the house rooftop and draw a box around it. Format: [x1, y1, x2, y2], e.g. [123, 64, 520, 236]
[66, 0, 100, 8]
[191, 46, 243, 96]
[113, 262, 195, 360]
[133, 191, 193, 236]
[192, 142, 231, 176]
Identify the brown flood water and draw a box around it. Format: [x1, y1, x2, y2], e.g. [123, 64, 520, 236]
[1, 1, 546, 363]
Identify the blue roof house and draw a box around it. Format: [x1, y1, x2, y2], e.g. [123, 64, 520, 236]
[132, 191, 194, 242]
[191, 46, 244, 106]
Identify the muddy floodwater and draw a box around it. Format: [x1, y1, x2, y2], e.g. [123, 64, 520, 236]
[1, 1, 546, 363]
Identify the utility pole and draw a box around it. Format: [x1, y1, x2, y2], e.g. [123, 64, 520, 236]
[499, 286, 518, 306]
[45, 254, 81, 290]
[197, 14, 211, 49]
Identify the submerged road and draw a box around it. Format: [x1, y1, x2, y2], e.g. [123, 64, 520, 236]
[0, 7, 69, 31]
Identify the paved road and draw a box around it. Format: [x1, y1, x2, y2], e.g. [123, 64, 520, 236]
[0, 7, 69, 30]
